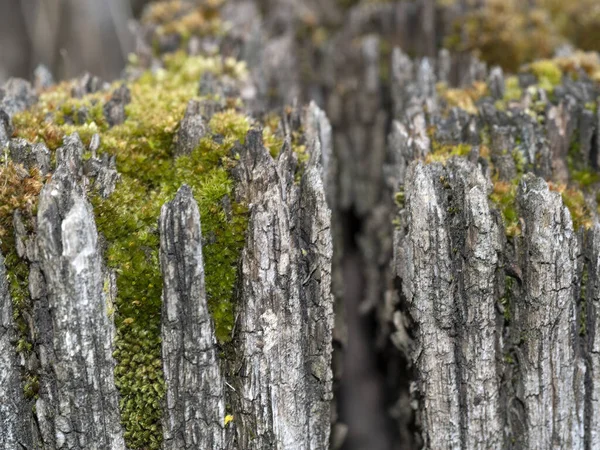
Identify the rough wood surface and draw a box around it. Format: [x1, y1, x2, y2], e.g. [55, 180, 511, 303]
[4, 1, 600, 449]
[229, 126, 333, 449]
[517, 175, 585, 449]
[35, 145, 125, 449]
[159, 185, 226, 450]
[0, 251, 33, 449]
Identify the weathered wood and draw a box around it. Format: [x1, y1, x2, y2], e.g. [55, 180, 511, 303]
[0, 251, 33, 449]
[4, 1, 600, 450]
[229, 127, 333, 449]
[159, 185, 226, 450]
[36, 141, 125, 449]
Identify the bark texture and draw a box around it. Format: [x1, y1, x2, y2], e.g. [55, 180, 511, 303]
[517, 175, 585, 449]
[5, 1, 600, 450]
[0, 251, 33, 449]
[386, 44, 600, 450]
[35, 142, 125, 449]
[585, 224, 600, 449]
[229, 125, 333, 449]
[159, 185, 226, 450]
[396, 159, 503, 449]
[0, 33, 335, 448]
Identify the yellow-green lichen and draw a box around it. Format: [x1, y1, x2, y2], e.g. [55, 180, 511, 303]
[437, 81, 488, 115]
[426, 142, 472, 164]
[526, 59, 563, 92]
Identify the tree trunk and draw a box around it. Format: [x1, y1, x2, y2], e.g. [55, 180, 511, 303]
[2, 1, 600, 450]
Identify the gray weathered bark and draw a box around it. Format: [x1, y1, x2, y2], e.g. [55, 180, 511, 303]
[229, 127, 333, 449]
[396, 159, 503, 449]
[585, 224, 600, 449]
[5, 1, 600, 449]
[35, 147, 125, 449]
[159, 185, 226, 450]
[0, 251, 33, 449]
[517, 175, 585, 449]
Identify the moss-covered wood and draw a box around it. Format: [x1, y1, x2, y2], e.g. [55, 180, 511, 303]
[5, 1, 600, 450]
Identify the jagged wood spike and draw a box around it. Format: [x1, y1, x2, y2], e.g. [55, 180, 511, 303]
[230, 129, 333, 449]
[159, 184, 226, 450]
[35, 159, 125, 449]
[0, 251, 33, 449]
[516, 174, 585, 449]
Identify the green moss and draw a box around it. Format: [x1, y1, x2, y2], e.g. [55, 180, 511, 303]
[571, 168, 600, 188]
[567, 132, 600, 189]
[262, 113, 284, 157]
[23, 375, 39, 400]
[89, 66, 250, 447]
[445, 0, 560, 72]
[541, 0, 600, 54]
[9, 52, 253, 449]
[512, 148, 526, 175]
[0, 163, 45, 399]
[143, 1, 225, 55]
[394, 190, 405, 208]
[437, 82, 488, 115]
[555, 185, 593, 230]
[504, 76, 523, 102]
[585, 102, 598, 113]
[490, 180, 521, 237]
[291, 131, 309, 183]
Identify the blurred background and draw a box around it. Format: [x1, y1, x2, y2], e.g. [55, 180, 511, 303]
[0, 0, 151, 83]
[3, 0, 600, 84]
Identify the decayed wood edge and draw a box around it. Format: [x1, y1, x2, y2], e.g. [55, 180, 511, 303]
[516, 174, 585, 448]
[34, 141, 125, 449]
[0, 93, 336, 450]
[395, 159, 505, 449]
[0, 250, 33, 449]
[159, 184, 226, 450]
[394, 161, 591, 449]
[586, 224, 600, 449]
[227, 126, 333, 449]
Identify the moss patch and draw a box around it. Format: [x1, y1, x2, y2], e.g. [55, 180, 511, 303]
[490, 180, 521, 237]
[0, 163, 46, 401]
[10, 52, 253, 449]
[437, 81, 488, 115]
[142, 0, 225, 55]
[445, 0, 560, 72]
[90, 68, 249, 447]
[504, 76, 523, 102]
[526, 59, 563, 91]
[426, 142, 472, 164]
[548, 182, 594, 230]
